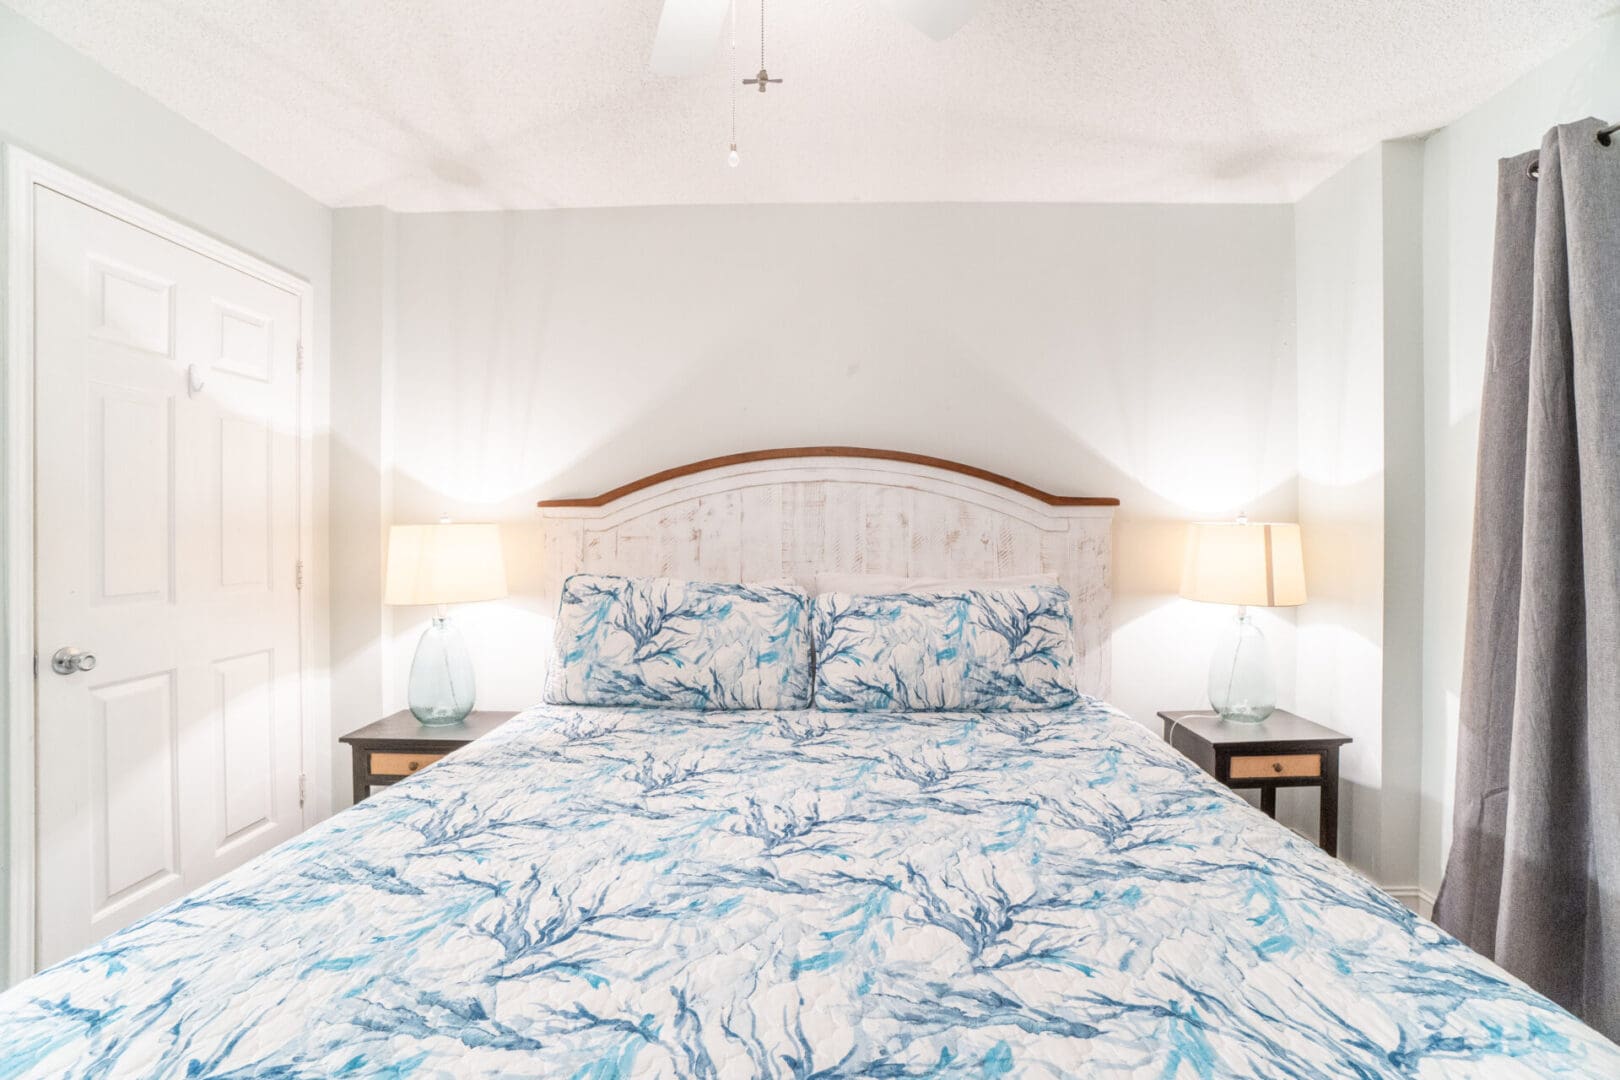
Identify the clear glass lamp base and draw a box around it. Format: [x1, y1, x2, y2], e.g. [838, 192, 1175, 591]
[408, 614, 476, 727]
[1208, 609, 1276, 724]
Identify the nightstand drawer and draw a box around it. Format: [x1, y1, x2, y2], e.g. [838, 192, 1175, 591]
[1229, 753, 1321, 780]
[371, 751, 446, 777]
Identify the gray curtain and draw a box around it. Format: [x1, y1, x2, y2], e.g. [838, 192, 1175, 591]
[1434, 117, 1620, 1040]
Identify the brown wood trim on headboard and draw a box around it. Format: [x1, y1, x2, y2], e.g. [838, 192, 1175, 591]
[535, 447, 1120, 509]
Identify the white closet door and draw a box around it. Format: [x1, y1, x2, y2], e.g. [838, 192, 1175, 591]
[32, 187, 304, 967]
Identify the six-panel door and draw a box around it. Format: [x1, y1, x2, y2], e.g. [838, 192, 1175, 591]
[32, 187, 304, 968]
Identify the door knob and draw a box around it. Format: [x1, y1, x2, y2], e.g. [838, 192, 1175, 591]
[51, 647, 97, 675]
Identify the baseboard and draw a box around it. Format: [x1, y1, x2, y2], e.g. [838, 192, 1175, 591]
[1384, 886, 1436, 919]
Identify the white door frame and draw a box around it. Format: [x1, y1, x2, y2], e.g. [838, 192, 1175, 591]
[2, 146, 321, 984]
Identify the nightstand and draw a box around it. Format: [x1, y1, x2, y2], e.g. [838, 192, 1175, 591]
[1157, 710, 1351, 856]
[339, 709, 517, 804]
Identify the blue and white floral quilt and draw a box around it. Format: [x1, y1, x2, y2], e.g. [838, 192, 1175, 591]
[2, 701, 1615, 1078]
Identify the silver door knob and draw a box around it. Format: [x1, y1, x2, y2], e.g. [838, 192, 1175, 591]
[51, 647, 97, 675]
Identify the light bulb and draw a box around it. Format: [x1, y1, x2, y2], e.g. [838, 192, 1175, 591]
[727, 145, 740, 168]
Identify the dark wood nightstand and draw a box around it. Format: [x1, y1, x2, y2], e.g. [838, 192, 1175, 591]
[1157, 710, 1352, 856]
[339, 709, 517, 804]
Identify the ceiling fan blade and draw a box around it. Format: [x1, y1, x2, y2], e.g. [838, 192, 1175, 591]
[649, 0, 732, 76]
[876, 0, 982, 41]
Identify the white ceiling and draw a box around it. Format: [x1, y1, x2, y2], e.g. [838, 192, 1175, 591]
[7, 1, 1613, 210]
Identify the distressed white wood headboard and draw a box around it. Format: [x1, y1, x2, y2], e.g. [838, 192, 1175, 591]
[536, 448, 1117, 696]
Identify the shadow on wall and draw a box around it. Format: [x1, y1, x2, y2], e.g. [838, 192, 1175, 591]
[391, 333, 1297, 527]
[1296, 463, 1385, 874]
[327, 430, 387, 704]
[385, 206, 1299, 520]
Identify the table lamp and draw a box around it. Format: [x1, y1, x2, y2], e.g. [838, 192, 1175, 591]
[385, 519, 508, 726]
[1179, 516, 1306, 722]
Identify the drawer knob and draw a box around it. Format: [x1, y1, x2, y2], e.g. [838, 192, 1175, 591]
[408, 761, 421, 772]
[1272, 761, 1283, 773]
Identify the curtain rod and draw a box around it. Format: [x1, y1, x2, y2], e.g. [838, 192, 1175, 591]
[1527, 121, 1618, 180]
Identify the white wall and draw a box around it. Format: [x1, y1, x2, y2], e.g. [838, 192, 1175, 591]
[329, 209, 397, 806]
[0, 7, 333, 976]
[1418, 17, 1620, 898]
[1292, 140, 1425, 889]
[331, 202, 1300, 801]
[1380, 143, 1427, 896]
[1294, 148, 1391, 874]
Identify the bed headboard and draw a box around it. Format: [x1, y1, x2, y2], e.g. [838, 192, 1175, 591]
[536, 447, 1118, 696]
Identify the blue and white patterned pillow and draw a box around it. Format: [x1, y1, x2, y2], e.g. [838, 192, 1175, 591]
[812, 584, 1080, 711]
[546, 574, 812, 710]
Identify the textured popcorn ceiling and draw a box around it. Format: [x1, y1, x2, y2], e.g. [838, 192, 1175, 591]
[5, 1, 1614, 209]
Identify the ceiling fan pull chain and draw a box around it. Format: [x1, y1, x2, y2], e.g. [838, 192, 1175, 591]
[741, 0, 780, 93]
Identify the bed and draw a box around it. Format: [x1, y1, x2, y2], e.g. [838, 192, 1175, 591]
[2, 449, 1616, 1077]
[4, 701, 1616, 1076]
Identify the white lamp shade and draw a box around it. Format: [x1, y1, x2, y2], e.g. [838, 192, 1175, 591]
[1179, 521, 1306, 608]
[385, 522, 508, 606]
